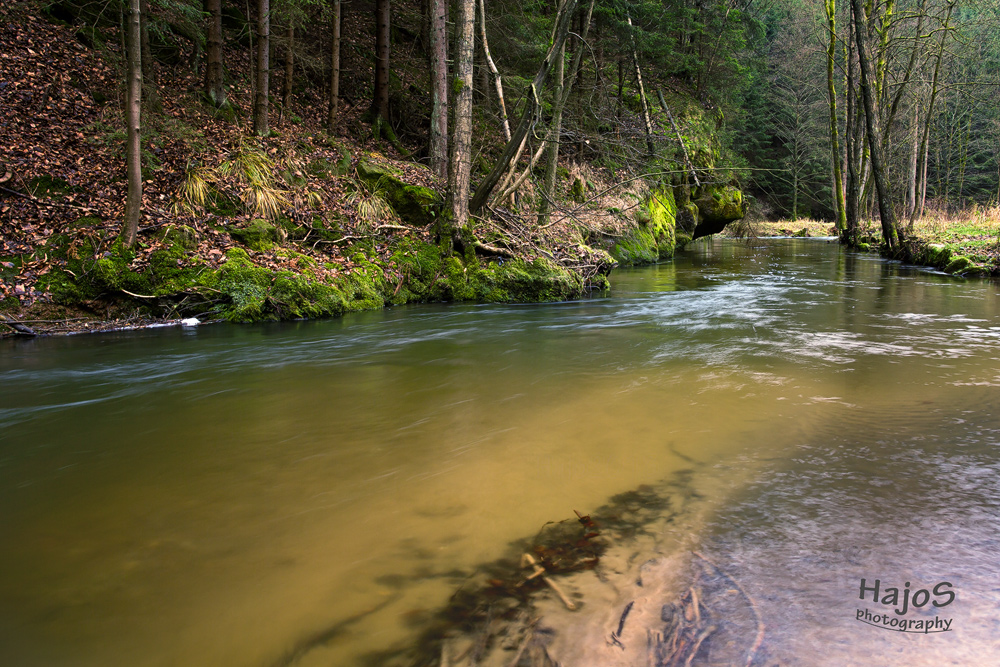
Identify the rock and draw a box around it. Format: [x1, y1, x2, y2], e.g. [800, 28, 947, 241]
[356, 159, 443, 226]
[944, 255, 973, 274]
[692, 185, 745, 239]
[228, 219, 284, 251]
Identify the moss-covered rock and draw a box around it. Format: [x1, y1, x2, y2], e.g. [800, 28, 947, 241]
[692, 185, 745, 239]
[158, 224, 198, 251]
[920, 243, 952, 268]
[610, 228, 659, 265]
[228, 219, 283, 251]
[356, 159, 443, 225]
[943, 255, 973, 275]
[647, 187, 678, 258]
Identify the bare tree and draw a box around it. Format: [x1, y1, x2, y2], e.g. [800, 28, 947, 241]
[123, 0, 142, 246]
[429, 0, 448, 178]
[328, 0, 341, 128]
[254, 0, 270, 136]
[371, 0, 391, 132]
[449, 0, 475, 230]
[850, 0, 899, 250]
[205, 0, 227, 108]
[825, 0, 846, 231]
[469, 0, 580, 215]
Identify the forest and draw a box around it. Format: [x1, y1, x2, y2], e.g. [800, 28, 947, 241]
[2, 0, 1000, 332]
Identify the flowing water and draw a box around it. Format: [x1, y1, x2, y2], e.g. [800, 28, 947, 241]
[1, 238, 999, 666]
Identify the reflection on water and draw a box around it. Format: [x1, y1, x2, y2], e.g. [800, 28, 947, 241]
[1, 239, 999, 665]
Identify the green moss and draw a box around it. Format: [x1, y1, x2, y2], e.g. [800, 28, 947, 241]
[281, 169, 308, 188]
[228, 219, 282, 251]
[647, 188, 677, 259]
[28, 175, 82, 199]
[692, 185, 744, 239]
[943, 255, 973, 275]
[610, 229, 659, 266]
[356, 159, 443, 225]
[158, 225, 198, 251]
[215, 248, 273, 321]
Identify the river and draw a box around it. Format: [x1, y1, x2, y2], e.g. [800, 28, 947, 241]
[1, 238, 998, 666]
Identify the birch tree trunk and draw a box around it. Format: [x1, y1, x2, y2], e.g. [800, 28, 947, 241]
[538, 42, 565, 224]
[477, 0, 510, 141]
[449, 0, 475, 230]
[627, 15, 655, 157]
[123, 0, 143, 247]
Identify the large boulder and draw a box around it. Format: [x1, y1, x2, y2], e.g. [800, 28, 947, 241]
[692, 185, 745, 239]
[356, 159, 444, 226]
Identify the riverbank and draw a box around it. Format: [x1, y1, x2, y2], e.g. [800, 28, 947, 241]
[725, 212, 1000, 277]
[2, 1, 752, 338]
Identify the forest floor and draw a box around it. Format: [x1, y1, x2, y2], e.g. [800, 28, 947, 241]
[0, 1, 625, 338]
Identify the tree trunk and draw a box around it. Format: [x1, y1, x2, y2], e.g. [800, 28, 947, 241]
[538, 41, 565, 224]
[372, 0, 391, 123]
[328, 0, 341, 128]
[428, 0, 448, 178]
[139, 0, 159, 110]
[905, 103, 919, 221]
[478, 0, 510, 141]
[123, 0, 142, 247]
[627, 15, 655, 157]
[205, 0, 227, 107]
[282, 25, 294, 114]
[825, 0, 846, 231]
[845, 15, 860, 238]
[911, 0, 954, 225]
[850, 0, 898, 250]
[254, 0, 270, 136]
[468, 0, 579, 215]
[449, 0, 475, 230]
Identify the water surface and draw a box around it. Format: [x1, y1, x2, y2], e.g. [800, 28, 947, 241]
[1, 238, 998, 665]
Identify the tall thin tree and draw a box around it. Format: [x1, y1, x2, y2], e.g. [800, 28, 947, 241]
[850, 0, 899, 250]
[825, 0, 846, 231]
[449, 0, 475, 230]
[371, 0, 391, 133]
[428, 0, 448, 178]
[328, 0, 341, 127]
[253, 0, 270, 136]
[123, 0, 143, 247]
[205, 0, 227, 108]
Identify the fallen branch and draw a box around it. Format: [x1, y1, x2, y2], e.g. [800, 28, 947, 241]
[0, 313, 37, 336]
[520, 553, 577, 610]
[0, 185, 96, 213]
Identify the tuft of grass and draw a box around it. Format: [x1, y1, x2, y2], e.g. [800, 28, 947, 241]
[173, 162, 214, 217]
[344, 177, 397, 232]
